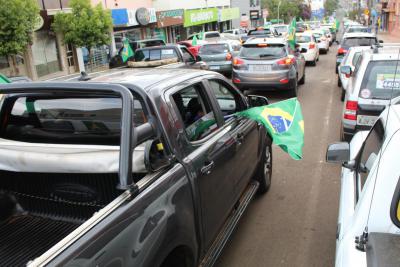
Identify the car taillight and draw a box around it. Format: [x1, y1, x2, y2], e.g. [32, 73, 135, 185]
[309, 43, 316, 49]
[344, 100, 358, 120]
[226, 53, 232, 60]
[233, 57, 245, 68]
[338, 47, 348, 55]
[277, 56, 295, 66]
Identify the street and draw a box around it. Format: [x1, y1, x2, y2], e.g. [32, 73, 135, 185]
[217, 45, 343, 267]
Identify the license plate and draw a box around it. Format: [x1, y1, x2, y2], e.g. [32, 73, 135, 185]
[251, 65, 271, 72]
[209, 66, 220, 70]
[357, 115, 378, 126]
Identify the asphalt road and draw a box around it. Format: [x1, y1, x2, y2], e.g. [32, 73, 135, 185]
[216, 46, 343, 267]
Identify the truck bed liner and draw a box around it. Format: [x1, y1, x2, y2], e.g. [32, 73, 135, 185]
[0, 215, 79, 266]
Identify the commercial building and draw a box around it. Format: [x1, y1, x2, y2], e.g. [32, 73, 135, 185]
[387, 0, 400, 36]
[230, 0, 262, 29]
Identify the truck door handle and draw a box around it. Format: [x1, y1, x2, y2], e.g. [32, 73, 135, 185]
[237, 133, 244, 144]
[201, 161, 215, 175]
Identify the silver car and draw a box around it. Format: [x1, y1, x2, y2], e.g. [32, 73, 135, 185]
[198, 42, 236, 76]
[232, 37, 306, 97]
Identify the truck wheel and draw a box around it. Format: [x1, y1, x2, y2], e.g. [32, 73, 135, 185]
[255, 138, 273, 194]
[288, 79, 298, 97]
[337, 77, 342, 87]
[341, 89, 345, 102]
[299, 70, 305, 85]
[311, 59, 317, 66]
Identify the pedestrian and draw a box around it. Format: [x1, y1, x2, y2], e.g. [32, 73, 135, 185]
[375, 20, 379, 34]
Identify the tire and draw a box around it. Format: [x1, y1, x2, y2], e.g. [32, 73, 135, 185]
[289, 79, 298, 97]
[299, 70, 305, 85]
[311, 59, 317, 66]
[337, 77, 342, 87]
[255, 136, 273, 194]
[341, 88, 345, 101]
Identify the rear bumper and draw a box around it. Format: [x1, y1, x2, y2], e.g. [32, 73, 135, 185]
[233, 76, 296, 90]
[303, 51, 317, 62]
[207, 63, 232, 74]
[232, 68, 295, 90]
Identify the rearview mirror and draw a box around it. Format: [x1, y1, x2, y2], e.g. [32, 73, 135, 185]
[326, 142, 350, 163]
[247, 95, 269, 107]
[340, 65, 352, 78]
[300, 48, 307, 53]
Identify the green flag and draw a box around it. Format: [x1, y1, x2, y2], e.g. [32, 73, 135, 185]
[237, 98, 304, 160]
[288, 18, 297, 51]
[0, 74, 10, 84]
[192, 34, 198, 46]
[335, 19, 340, 32]
[121, 39, 134, 63]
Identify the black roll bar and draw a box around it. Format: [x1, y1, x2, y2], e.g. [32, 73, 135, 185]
[0, 82, 137, 191]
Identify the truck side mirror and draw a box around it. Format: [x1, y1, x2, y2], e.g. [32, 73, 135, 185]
[247, 95, 269, 107]
[326, 142, 350, 163]
[196, 55, 202, 62]
[340, 65, 352, 78]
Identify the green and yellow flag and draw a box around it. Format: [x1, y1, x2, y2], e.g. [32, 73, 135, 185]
[121, 39, 134, 63]
[192, 34, 198, 46]
[237, 98, 304, 160]
[0, 74, 10, 84]
[288, 18, 297, 51]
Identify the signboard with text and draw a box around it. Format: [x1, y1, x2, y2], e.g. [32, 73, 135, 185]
[184, 8, 218, 27]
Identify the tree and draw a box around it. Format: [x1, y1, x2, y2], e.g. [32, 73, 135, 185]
[262, 0, 303, 23]
[53, 0, 112, 64]
[324, 0, 339, 16]
[0, 0, 39, 75]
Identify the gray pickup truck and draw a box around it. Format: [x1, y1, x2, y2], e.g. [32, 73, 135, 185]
[0, 69, 272, 267]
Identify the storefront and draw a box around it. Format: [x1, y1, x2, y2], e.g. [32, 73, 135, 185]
[218, 8, 240, 31]
[156, 9, 185, 43]
[183, 8, 219, 35]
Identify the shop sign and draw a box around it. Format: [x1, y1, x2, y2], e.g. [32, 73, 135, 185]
[112, 9, 130, 26]
[157, 9, 184, 27]
[148, 8, 157, 24]
[219, 8, 240, 22]
[184, 8, 218, 27]
[250, 10, 260, 20]
[127, 9, 138, 26]
[136, 7, 151, 26]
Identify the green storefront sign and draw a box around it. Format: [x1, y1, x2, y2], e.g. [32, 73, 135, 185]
[184, 8, 218, 27]
[219, 8, 240, 22]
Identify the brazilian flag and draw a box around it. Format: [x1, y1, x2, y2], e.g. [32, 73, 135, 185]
[237, 98, 304, 160]
[287, 18, 297, 51]
[0, 74, 10, 84]
[121, 39, 134, 63]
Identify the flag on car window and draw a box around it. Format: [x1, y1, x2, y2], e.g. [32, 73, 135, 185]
[237, 98, 304, 160]
[288, 18, 297, 50]
[121, 39, 134, 63]
[192, 34, 198, 46]
[0, 74, 10, 84]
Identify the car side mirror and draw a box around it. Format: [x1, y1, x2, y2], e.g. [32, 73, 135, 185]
[196, 55, 202, 61]
[326, 142, 350, 163]
[379, 40, 384, 43]
[300, 48, 307, 53]
[340, 65, 352, 78]
[247, 95, 269, 107]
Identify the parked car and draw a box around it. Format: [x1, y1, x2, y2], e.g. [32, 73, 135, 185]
[128, 44, 207, 70]
[326, 102, 400, 267]
[0, 69, 272, 266]
[312, 29, 330, 54]
[232, 37, 306, 97]
[295, 31, 319, 66]
[339, 44, 400, 141]
[198, 42, 236, 76]
[336, 32, 379, 74]
[109, 39, 166, 68]
[337, 46, 370, 99]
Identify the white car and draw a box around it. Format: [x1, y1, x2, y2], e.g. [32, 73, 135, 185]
[223, 28, 247, 36]
[327, 101, 400, 267]
[272, 24, 289, 38]
[312, 29, 330, 54]
[337, 46, 370, 99]
[296, 32, 319, 66]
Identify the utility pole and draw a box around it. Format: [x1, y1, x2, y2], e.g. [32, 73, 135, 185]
[278, 1, 282, 23]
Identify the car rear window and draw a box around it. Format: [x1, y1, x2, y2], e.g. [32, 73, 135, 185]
[347, 27, 369, 33]
[134, 48, 178, 62]
[2, 96, 147, 145]
[274, 26, 288, 33]
[199, 44, 230, 54]
[359, 60, 400, 100]
[248, 29, 271, 36]
[205, 32, 220, 38]
[297, 35, 312, 43]
[342, 37, 377, 47]
[240, 44, 287, 59]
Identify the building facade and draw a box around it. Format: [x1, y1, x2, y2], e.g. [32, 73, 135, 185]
[230, 0, 262, 29]
[387, 0, 400, 36]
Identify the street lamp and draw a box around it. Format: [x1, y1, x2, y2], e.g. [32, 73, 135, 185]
[278, 1, 282, 23]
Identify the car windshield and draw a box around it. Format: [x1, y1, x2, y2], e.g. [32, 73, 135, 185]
[199, 44, 230, 55]
[134, 48, 178, 62]
[360, 60, 400, 100]
[297, 36, 312, 43]
[248, 29, 271, 36]
[342, 37, 377, 47]
[274, 26, 288, 33]
[240, 44, 287, 59]
[3, 96, 146, 145]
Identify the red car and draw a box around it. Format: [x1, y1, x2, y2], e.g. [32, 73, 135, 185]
[177, 41, 201, 57]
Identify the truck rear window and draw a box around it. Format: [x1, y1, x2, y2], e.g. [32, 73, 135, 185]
[134, 49, 177, 62]
[342, 37, 377, 47]
[199, 44, 229, 54]
[240, 44, 287, 59]
[360, 61, 400, 100]
[248, 29, 271, 36]
[1, 96, 147, 145]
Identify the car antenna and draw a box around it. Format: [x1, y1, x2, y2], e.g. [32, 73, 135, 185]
[78, 71, 91, 81]
[356, 47, 400, 252]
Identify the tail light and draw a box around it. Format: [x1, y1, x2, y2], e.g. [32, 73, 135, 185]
[226, 53, 232, 60]
[233, 57, 245, 69]
[338, 47, 348, 55]
[344, 100, 358, 120]
[309, 43, 316, 49]
[277, 56, 296, 66]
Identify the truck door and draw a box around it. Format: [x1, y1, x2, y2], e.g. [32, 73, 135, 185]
[205, 79, 259, 198]
[167, 80, 238, 251]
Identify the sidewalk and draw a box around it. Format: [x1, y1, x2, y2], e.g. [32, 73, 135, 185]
[378, 32, 400, 43]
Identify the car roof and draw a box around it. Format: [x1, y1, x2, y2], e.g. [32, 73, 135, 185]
[136, 44, 179, 51]
[343, 32, 376, 38]
[245, 37, 286, 44]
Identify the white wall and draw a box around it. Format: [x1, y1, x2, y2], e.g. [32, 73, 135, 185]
[152, 0, 230, 11]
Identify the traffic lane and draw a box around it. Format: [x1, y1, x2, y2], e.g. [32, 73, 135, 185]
[217, 46, 343, 267]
